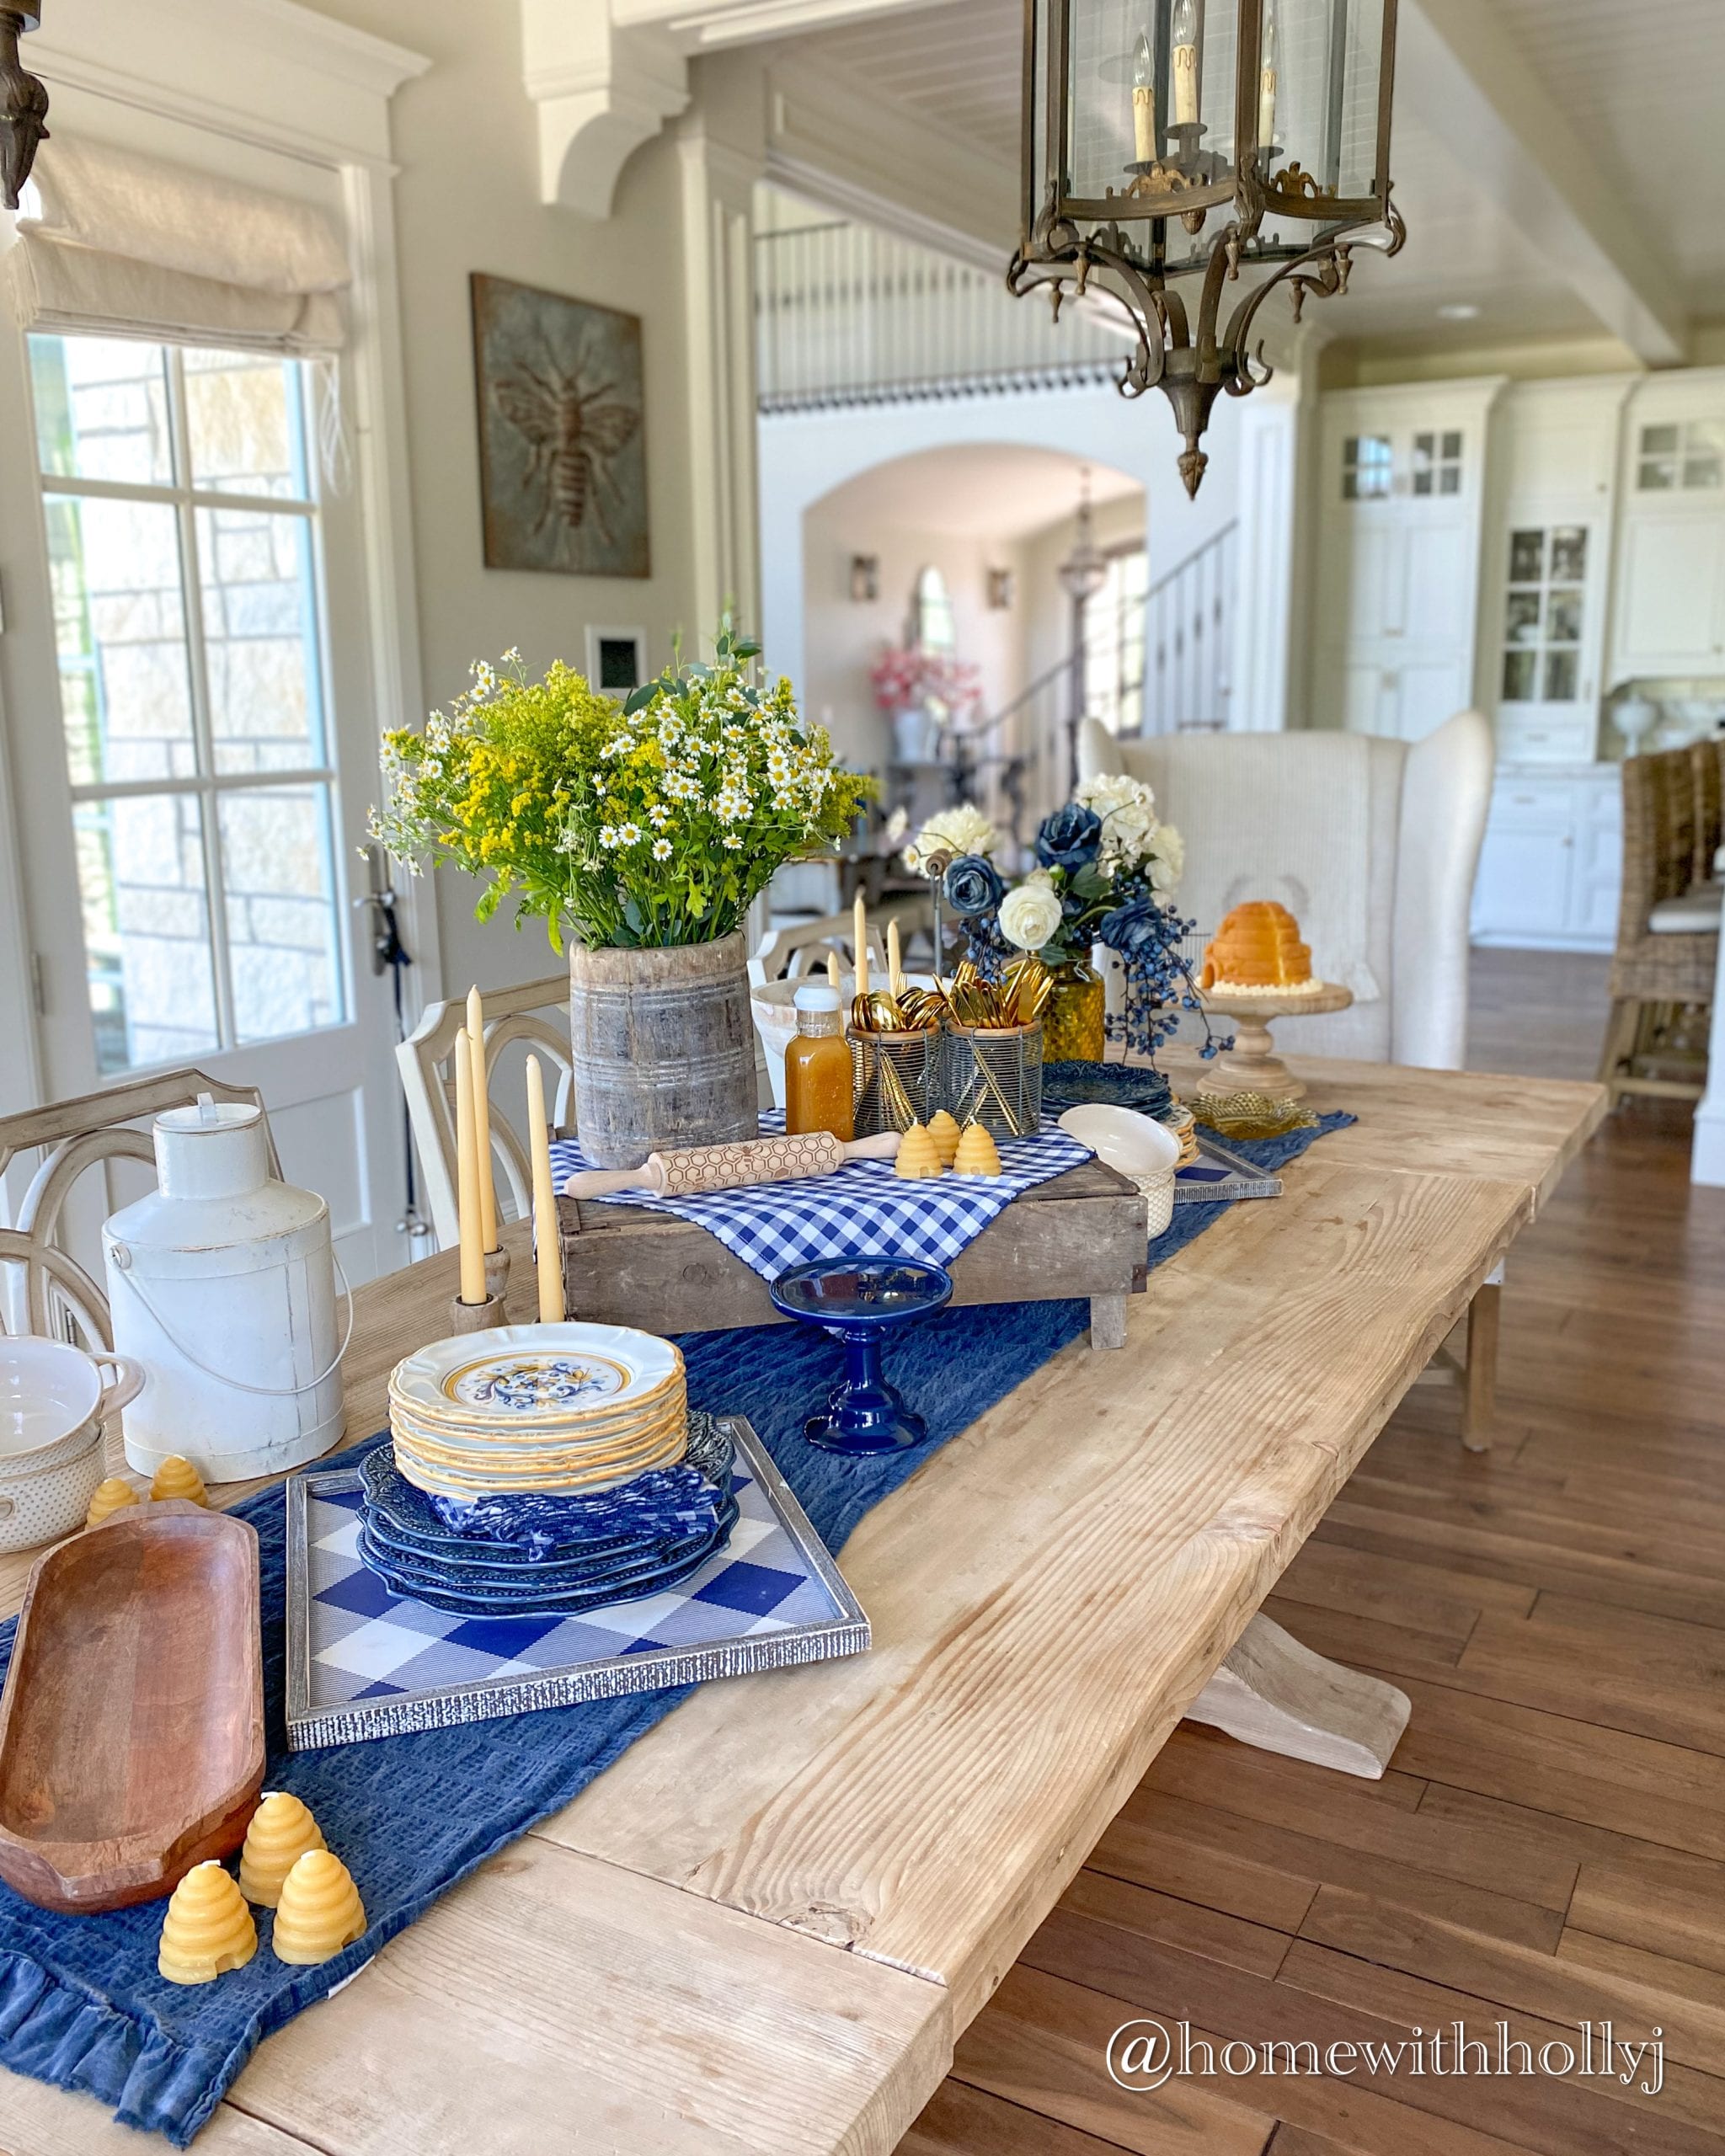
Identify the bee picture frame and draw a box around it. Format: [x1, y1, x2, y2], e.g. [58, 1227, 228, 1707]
[471, 272, 650, 579]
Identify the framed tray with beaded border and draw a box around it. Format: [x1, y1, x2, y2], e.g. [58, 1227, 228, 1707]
[1172, 1134, 1284, 1205]
[282, 1417, 868, 1750]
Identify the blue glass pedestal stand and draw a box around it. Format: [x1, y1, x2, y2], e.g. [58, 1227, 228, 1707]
[768, 1258, 953, 1454]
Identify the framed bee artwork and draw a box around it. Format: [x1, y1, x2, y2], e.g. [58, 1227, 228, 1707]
[470, 273, 649, 578]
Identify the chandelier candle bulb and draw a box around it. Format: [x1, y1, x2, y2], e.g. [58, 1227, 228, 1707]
[1132, 29, 1156, 161]
[1171, 0, 1199, 124]
[454, 1027, 485, 1308]
[1258, 0, 1279, 147]
[524, 1054, 565, 1324]
[466, 989, 499, 1256]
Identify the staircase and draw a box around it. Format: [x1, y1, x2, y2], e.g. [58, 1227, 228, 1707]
[1145, 519, 1237, 737]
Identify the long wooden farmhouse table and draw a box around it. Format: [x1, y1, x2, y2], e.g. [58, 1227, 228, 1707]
[0, 1055, 1605, 2156]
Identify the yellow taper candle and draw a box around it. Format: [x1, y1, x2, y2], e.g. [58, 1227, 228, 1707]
[454, 1025, 485, 1306]
[525, 1053, 564, 1324]
[853, 893, 869, 998]
[887, 918, 904, 998]
[466, 986, 499, 1252]
[825, 948, 841, 992]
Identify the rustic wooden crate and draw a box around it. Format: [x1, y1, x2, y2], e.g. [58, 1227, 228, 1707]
[557, 1159, 1147, 1349]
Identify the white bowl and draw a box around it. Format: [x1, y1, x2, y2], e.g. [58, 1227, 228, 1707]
[1058, 1104, 1180, 1238]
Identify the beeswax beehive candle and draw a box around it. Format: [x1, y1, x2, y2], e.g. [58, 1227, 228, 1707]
[151, 1455, 209, 1507]
[158, 1861, 257, 1985]
[272, 1849, 366, 1966]
[86, 1478, 140, 1529]
[954, 1123, 1002, 1177]
[926, 1109, 961, 1167]
[893, 1123, 944, 1179]
[239, 1791, 326, 1908]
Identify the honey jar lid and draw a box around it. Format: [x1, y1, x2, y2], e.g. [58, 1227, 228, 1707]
[793, 985, 841, 1012]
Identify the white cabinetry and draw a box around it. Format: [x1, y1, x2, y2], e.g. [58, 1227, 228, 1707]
[1471, 767, 1622, 953]
[1480, 378, 1630, 768]
[1610, 375, 1725, 681]
[1314, 380, 1503, 742]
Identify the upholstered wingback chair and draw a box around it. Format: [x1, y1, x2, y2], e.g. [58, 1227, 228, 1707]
[1076, 711, 1494, 1068]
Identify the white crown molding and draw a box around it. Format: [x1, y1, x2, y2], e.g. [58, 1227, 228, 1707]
[29, 0, 428, 168]
[615, 0, 960, 45]
[522, 0, 690, 216]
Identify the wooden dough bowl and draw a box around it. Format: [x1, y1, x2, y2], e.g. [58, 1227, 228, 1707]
[0, 1502, 264, 1913]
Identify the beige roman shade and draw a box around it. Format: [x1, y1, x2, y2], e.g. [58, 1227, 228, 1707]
[8, 134, 350, 354]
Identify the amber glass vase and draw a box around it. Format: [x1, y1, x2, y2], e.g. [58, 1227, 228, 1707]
[1044, 958, 1106, 1062]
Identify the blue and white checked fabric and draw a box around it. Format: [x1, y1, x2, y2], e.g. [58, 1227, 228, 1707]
[551, 1115, 1094, 1283]
[304, 1455, 842, 1712]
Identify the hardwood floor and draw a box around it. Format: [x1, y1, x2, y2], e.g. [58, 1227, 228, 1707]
[900, 952, 1725, 2156]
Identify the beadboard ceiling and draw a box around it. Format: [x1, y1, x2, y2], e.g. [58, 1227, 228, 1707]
[777, 0, 1725, 351]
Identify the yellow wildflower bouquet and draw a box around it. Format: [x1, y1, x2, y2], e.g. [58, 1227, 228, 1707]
[372, 624, 871, 950]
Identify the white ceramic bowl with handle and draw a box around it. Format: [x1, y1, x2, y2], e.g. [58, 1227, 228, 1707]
[1057, 1103, 1182, 1239]
[0, 1337, 145, 1550]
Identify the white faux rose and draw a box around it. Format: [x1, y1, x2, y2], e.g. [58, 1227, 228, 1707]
[998, 880, 1064, 952]
[1076, 772, 1160, 872]
[901, 802, 999, 874]
[1151, 821, 1185, 896]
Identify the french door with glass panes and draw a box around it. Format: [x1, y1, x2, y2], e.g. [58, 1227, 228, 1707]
[0, 330, 411, 1283]
[1492, 516, 1609, 766]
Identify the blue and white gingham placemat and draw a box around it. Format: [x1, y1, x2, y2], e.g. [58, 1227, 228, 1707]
[552, 1115, 1093, 1281]
[302, 1451, 843, 1725]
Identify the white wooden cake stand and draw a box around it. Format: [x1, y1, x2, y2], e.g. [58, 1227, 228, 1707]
[1194, 981, 1354, 1102]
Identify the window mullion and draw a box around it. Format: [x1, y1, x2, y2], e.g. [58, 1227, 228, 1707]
[168, 350, 237, 1053]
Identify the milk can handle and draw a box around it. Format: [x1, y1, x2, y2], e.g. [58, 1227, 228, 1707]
[110, 1251, 355, 1397]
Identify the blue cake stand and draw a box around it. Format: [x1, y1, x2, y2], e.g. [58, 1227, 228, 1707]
[769, 1257, 953, 1454]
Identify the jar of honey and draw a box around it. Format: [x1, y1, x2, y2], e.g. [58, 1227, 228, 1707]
[785, 985, 854, 1141]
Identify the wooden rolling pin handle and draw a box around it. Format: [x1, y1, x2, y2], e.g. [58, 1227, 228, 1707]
[561, 1129, 901, 1200]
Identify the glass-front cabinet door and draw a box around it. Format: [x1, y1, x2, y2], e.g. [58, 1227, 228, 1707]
[1494, 520, 1605, 763]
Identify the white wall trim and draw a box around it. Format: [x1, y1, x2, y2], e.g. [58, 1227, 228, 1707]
[29, 0, 428, 170]
[1695, 930, 1725, 1186]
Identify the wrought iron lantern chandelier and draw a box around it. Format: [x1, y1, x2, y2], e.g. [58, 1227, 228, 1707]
[0, 2, 48, 213]
[1012, 0, 1404, 494]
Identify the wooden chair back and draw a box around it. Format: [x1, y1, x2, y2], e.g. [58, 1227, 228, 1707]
[1610, 747, 1719, 1004]
[397, 977, 574, 1251]
[0, 1070, 273, 1348]
[746, 911, 889, 989]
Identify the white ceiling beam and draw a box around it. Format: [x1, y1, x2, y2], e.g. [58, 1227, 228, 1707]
[521, 0, 689, 215]
[1398, 0, 1687, 365]
[614, 0, 962, 50]
[764, 52, 1017, 270]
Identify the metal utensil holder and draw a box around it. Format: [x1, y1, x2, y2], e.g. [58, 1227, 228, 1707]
[943, 1021, 1043, 1138]
[849, 1029, 939, 1136]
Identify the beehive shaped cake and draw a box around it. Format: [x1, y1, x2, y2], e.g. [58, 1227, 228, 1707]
[239, 1792, 326, 1908]
[1199, 902, 1318, 994]
[272, 1849, 366, 1966]
[158, 1861, 257, 1984]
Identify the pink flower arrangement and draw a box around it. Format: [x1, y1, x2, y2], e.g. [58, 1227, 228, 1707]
[868, 645, 983, 717]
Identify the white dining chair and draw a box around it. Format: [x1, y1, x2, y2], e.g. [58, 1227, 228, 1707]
[397, 978, 574, 1251]
[1077, 709, 1494, 1069]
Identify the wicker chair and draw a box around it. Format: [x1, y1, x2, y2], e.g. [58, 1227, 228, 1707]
[1693, 738, 1724, 887]
[1599, 746, 1719, 1105]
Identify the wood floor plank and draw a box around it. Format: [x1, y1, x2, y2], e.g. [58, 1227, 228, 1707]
[949, 1965, 1276, 2156]
[1016, 1905, 1717, 2156]
[898, 2079, 1137, 2155]
[1090, 1790, 1564, 1952]
[1299, 1886, 1725, 2077]
[1143, 1732, 1578, 1910]
[1279, 1939, 1725, 2139]
[1270, 1537, 1536, 1638]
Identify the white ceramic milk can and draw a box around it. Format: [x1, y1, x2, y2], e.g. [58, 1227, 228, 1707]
[102, 1098, 349, 1481]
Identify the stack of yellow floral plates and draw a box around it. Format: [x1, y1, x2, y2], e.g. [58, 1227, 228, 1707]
[387, 1323, 688, 1501]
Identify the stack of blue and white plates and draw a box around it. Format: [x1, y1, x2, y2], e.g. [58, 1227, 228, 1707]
[362, 1325, 736, 1617]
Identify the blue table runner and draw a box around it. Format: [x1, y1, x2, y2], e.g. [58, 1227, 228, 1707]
[0, 1118, 1349, 2143]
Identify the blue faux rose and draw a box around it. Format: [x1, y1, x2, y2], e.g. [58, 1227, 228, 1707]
[1035, 802, 1103, 872]
[943, 853, 1006, 918]
[1097, 893, 1169, 959]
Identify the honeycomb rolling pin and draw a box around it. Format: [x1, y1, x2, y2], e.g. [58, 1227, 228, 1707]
[563, 1130, 900, 1199]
